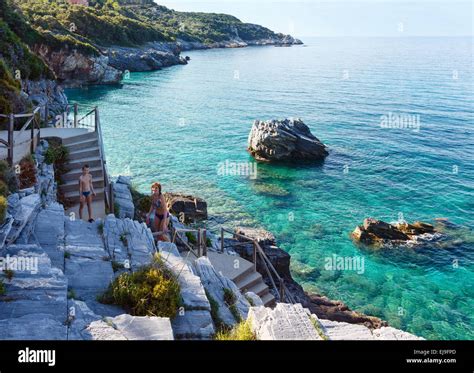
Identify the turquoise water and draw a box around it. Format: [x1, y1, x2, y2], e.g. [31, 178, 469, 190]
[67, 37, 474, 340]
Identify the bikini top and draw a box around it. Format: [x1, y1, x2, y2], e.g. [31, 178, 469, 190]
[152, 195, 162, 209]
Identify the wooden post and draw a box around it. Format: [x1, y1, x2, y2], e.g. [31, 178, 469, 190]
[30, 113, 35, 154]
[202, 229, 207, 257]
[279, 281, 285, 302]
[252, 241, 257, 272]
[44, 103, 49, 126]
[220, 228, 224, 253]
[94, 107, 99, 132]
[73, 103, 78, 128]
[7, 114, 14, 167]
[197, 229, 201, 257]
[109, 182, 114, 215]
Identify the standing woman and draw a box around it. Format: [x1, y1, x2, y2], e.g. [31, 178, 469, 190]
[146, 182, 170, 241]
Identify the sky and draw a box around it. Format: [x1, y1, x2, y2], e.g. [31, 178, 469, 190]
[155, 0, 473, 37]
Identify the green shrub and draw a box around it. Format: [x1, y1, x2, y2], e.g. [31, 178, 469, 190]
[111, 260, 124, 272]
[185, 231, 196, 245]
[0, 196, 7, 225]
[98, 255, 181, 318]
[223, 288, 236, 306]
[44, 144, 68, 165]
[0, 180, 9, 197]
[215, 320, 256, 341]
[0, 279, 5, 296]
[0, 160, 18, 194]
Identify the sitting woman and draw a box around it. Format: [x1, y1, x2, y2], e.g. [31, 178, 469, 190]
[146, 182, 170, 242]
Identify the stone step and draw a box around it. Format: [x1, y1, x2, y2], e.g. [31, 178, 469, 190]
[260, 292, 276, 307]
[246, 280, 270, 298]
[62, 166, 103, 182]
[59, 177, 104, 193]
[235, 271, 263, 293]
[66, 138, 99, 152]
[62, 131, 97, 146]
[230, 262, 255, 284]
[67, 146, 101, 161]
[68, 157, 102, 169]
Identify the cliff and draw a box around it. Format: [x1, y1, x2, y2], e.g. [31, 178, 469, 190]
[6, 0, 301, 86]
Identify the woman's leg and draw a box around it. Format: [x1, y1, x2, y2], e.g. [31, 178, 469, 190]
[159, 216, 170, 242]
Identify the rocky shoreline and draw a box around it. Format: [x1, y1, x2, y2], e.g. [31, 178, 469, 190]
[129, 190, 389, 330]
[231, 227, 387, 329]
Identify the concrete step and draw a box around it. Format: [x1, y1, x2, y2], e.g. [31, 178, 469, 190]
[68, 157, 102, 169]
[62, 166, 103, 182]
[59, 177, 104, 193]
[62, 131, 97, 146]
[235, 271, 263, 293]
[261, 292, 276, 307]
[247, 280, 270, 298]
[66, 138, 99, 152]
[231, 264, 255, 284]
[68, 147, 100, 161]
[63, 188, 105, 203]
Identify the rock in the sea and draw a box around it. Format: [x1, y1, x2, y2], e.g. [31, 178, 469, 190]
[164, 192, 207, 222]
[352, 218, 438, 246]
[247, 118, 328, 162]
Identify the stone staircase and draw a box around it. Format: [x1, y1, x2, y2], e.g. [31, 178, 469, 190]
[59, 131, 105, 204]
[207, 251, 275, 307]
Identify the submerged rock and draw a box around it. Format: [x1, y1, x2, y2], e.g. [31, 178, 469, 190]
[352, 218, 439, 247]
[247, 118, 328, 162]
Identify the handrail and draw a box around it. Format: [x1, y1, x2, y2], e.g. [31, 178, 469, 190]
[15, 107, 41, 140]
[1, 105, 42, 165]
[171, 227, 201, 258]
[220, 227, 296, 304]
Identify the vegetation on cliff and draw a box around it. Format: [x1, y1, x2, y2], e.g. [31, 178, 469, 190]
[98, 254, 181, 318]
[14, 0, 291, 51]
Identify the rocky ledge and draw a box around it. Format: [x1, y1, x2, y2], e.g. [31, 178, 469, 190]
[247, 118, 328, 162]
[164, 192, 208, 223]
[352, 218, 441, 247]
[104, 42, 187, 72]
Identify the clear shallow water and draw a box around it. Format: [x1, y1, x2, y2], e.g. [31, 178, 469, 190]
[67, 37, 474, 340]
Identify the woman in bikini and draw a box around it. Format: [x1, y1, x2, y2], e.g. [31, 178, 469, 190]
[146, 182, 170, 241]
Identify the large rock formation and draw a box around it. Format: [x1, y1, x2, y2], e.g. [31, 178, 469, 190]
[34, 45, 122, 86]
[113, 176, 135, 219]
[105, 42, 187, 72]
[352, 218, 439, 247]
[247, 118, 328, 162]
[164, 192, 207, 223]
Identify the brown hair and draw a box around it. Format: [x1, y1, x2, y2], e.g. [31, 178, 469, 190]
[151, 182, 161, 194]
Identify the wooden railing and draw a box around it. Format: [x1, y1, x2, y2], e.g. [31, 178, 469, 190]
[0, 106, 41, 166]
[171, 227, 207, 258]
[220, 227, 296, 304]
